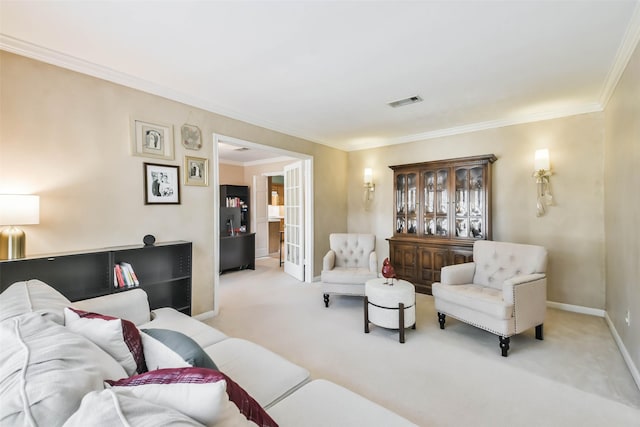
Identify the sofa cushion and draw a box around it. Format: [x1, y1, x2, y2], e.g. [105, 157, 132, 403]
[0, 279, 70, 324]
[205, 338, 310, 409]
[63, 388, 204, 427]
[64, 307, 147, 376]
[0, 313, 127, 427]
[267, 379, 417, 427]
[141, 307, 228, 348]
[71, 288, 151, 326]
[142, 328, 218, 371]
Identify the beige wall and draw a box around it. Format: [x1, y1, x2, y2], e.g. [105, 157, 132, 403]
[219, 163, 245, 185]
[604, 42, 640, 378]
[0, 52, 348, 314]
[348, 112, 606, 308]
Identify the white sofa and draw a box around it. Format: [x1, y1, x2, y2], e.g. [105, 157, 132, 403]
[432, 240, 548, 357]
[321, 233, 378, 307]
[0, 280, 417, 426]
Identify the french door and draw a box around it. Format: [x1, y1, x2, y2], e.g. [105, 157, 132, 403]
[284, 161, 304, 281]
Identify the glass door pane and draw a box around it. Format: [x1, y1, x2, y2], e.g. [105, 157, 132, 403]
[407, 173, 417, 234]
[455, 169, 469, 237]
[423, 171, 435, 236]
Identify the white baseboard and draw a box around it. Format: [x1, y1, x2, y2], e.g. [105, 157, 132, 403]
[547, 301, 639, 392]
[605, 312, 640, 392]
[194, 310, 215, 321]
[546, 300, 605, 317]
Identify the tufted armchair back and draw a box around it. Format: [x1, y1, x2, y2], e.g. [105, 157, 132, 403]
[329, 234, 376, 269]
[472, 240, 547, 290]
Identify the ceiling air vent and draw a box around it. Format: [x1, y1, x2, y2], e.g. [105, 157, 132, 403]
[388, 95, 423, 108]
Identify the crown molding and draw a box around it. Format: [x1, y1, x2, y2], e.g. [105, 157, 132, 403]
[345, 102, 603, 152]
[599, 1, 640, 108]
[0, 34, 323, 147]
[0, 32, 626, 155]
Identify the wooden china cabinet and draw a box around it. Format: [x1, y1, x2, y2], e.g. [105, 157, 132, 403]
[387, 154, 497, 294]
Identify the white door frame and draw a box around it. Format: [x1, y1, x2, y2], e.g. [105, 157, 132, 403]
[212, 134, 314, 314]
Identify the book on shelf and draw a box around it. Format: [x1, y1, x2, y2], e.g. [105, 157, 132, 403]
[114, 264, 125, 288]
[113, 262, 140, 289]
[120, 262, 140, 286]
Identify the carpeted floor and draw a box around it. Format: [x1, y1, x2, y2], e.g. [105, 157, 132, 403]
[207, 257, 640, 426]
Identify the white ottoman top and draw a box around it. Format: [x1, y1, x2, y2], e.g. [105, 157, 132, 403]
[365, 278, 415, 307]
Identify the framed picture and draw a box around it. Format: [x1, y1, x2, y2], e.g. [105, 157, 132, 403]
[184, 156, 209, 186]
[181, 124, 202, 150]
[143, 163, 180, 204]
[131, 118, 174, 160]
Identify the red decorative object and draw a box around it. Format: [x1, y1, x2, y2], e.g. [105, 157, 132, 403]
[381, 257, 397, 285]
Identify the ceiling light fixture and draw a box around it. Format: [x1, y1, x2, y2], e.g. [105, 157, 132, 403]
[388, 95, 423, 108]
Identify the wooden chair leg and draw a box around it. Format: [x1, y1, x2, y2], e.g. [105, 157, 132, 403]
[438, 312, 446, 329]
[364, 296, 369, 333]
[399, 302, 405, 343]
[323, 293, 329, 308]
[535, 324, 543, 340]
[499, 336, 510, 357]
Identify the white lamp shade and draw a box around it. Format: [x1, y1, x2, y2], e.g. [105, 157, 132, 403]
[534, 149, 550, 171]
[0, 195, 40, 225]
[364, 168, 373, 185]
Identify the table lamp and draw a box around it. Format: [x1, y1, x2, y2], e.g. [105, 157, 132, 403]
[0, 194, 40, 260]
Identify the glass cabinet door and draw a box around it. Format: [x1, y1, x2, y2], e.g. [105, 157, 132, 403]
[395, 174, 406, 233]
[454, 166, 485, 239]
[423, 169, 448, 237]
[435, 169, 449, 237]
[422, 171, 435, 236]
[406, 172, 417, 234]
[395, 172, 418, 235]
[455, 168, 469, 237]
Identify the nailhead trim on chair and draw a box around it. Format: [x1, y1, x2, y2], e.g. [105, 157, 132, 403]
[439, 310, 516, 338]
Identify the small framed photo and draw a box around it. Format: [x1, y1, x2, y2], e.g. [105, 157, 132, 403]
[143, 162, 180, 204]
[181, 124, 202, 150]
[131, 118, 174, 160]
[184, 156, 209, 186]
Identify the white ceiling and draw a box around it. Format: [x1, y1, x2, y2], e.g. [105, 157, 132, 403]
[1, 1, 639, 159]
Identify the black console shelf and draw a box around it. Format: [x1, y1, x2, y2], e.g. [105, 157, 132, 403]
[0, 241, 192, 315]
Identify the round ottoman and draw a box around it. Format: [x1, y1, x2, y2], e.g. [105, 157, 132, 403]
[364, 278, 416, 343]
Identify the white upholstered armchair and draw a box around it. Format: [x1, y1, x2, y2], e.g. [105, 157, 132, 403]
[432, 240, 547, 356]
[321, 233, 378, 307]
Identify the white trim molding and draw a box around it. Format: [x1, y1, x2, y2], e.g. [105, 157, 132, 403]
[546, 300, 606, 317]
[605, 312, 640, 392]
[194, 310, 215, 321]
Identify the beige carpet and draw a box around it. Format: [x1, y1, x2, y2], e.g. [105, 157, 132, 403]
[208, 258, 640, 426]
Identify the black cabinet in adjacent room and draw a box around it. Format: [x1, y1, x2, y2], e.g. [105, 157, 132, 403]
[220, 185, 250, 232]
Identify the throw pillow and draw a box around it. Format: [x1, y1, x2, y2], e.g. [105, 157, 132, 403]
[140, 331, 191, 371]
[64, 307, 147, 376]
[0, 279, 70, 324]
[142, 328, 218, 370]
[1, 312, 127, 427]
[63, 389, 204, 427]
[220, 371, 279, 427]
[106, 367, 248, 426]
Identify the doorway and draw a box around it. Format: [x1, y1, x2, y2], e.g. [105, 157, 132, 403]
[212, 134, 314, 314]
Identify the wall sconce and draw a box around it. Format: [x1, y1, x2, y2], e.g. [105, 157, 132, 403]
[532, 149, 553, 217]
[363, 168, 375, 205]
[0, 194, 40, 260]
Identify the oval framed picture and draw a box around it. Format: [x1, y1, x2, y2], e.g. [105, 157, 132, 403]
[181, 124, 202, 150]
